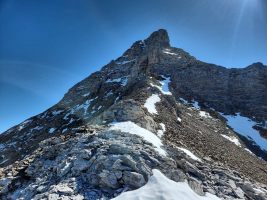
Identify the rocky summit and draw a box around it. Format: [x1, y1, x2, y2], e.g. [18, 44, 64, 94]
[0, 29, 267, 200]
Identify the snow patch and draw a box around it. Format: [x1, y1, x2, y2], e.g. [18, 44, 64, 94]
[199, 111, 211, 118]
[157, 123, 166, 138]
[253, 187, 267, 194]
[82, 92, 90, 97]
[109, 121, 166, 156]
[52, 110, 64, 116]
[150, 75, 172, 95]
[179, 98, 189, 104]
[113, 169, 220, 200]
[245, 148, 255, 155]
[7, 141, 17, 148]
[192, 101, 200, 109]
[30, 126, 43, 132]
[222, 113, 267, 151]
[105, 91, 113, 97]
[115, 96, 120, 103]
[17, 119, 32, 131]
[177, 147, 202, 162]
[63, 113, 71, 120]
[162, 49, 178, 56]
[39, 112, 48, 119]
[105, 77, 128, 86]
[144, 94, 161, 114]
[221, 135, 241, 147]
[68, 118, 75, 125]
[71, 98, 96, 115]
[49, 128, 56, 134]
[116, 59, 135, 65]
[0, 156, 9, 165]
[177, 117, 182, 122]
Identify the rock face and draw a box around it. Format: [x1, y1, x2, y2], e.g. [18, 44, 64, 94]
[167, 62, 267, 120]
[0, 29, 267, 200]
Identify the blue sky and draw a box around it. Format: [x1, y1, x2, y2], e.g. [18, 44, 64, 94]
[1, 0, 267, 133]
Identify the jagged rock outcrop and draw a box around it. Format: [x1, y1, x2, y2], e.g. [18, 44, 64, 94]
[1, 126, 266, 200]
[0, 29, 267, 200]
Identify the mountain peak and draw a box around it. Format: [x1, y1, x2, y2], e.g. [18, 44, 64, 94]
[144, 29, 170, 48]
[247, 62, 265, 69]
[1, 29, 267, 200]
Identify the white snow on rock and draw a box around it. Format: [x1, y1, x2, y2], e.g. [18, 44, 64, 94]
[116, 59, 135, 65]
[157, 123, 166, 138]
[67, 118, 75, 125]
[222, 113, 267, 151]
[179, 97, 189, 104]
[177, 147, 202, 162]
[192, 101, 200, 110]
[150, 75, 172, 95]
[49, 128, 56, 134]
[221, 135, 241, 147]
[177, 117, 182, 122]
[105, 91, 113, 97]
[180, 99, 211, 119]
[162, 48, 178, 56]
[39, 112, 48, 119]
[52, 110, 64, 116]
[105, 77, 128, 86]
[54, 184, 74, 194]
[17, 119, 32, 131]
[82, 92, 90, 97]
[63, 113, 70, 120]
[70, 98, 97, 115]
[185, 100, 211, 119]
[113, 169, 220, 200]
[30, 126, 43, 132]
[6, 141, 17, 148]
[199, 111, 211, 118]
[109, 121, 166, 156]
[115, 96, 120, 103]
[62, 128, 68, 133]
[76, 100, 92, 114]
[144, 94, 161, 114]
[245, 148, 255, 155]
[0, 156, 9, 165]
[253, 187, 267, 195]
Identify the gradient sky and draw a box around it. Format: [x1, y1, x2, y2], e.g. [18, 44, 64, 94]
[1, 0, 267, 133]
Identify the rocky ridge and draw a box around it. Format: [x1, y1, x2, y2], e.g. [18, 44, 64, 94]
[0, 29, 267, 199]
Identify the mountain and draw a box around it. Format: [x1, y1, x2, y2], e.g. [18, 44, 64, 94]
[0, 29, 267, 200]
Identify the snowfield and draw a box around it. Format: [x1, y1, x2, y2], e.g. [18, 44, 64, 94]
[222, 113, 267, 151]
[113, 169, 221, 200]
[144, 94, 161, 114]
[109, 121, 166, 156]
